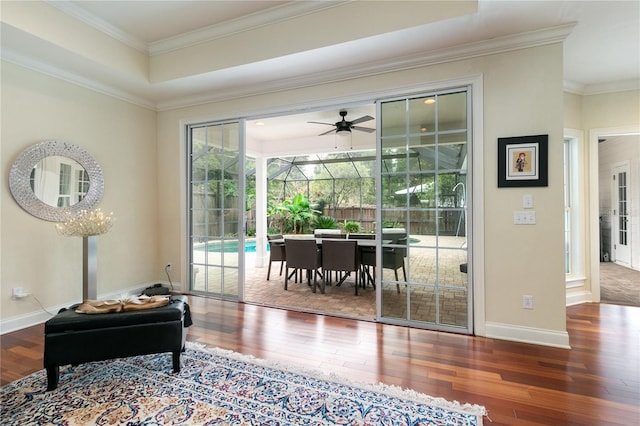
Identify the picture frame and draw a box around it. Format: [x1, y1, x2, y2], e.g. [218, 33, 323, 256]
[497, 134, 548, 187]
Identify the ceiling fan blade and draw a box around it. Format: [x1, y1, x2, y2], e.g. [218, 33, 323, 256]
[319, 128, 336, 136]
[350, 115, 374, 125]
[308, 121, 335, 126]
[352, 126, 375, 133]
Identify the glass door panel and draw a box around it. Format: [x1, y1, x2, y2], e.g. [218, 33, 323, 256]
[188, 121, 243, 299]
[378, 89, 471, 334]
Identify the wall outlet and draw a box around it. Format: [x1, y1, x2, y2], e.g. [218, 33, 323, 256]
[523, 295, 534, 309]
[12, 287, 30, 300]
[165, 263, 173, 272]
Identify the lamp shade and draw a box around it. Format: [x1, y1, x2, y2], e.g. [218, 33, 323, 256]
[335, 129, 352, 149]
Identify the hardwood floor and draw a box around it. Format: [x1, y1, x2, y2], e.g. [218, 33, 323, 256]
[1, 298, 638, 425]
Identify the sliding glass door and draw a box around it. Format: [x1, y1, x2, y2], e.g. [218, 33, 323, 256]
[188, 121, 245, 299]
[377, 88, 472, 333]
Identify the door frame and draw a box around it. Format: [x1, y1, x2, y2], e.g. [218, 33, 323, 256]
[178, 76, 486, 335]
[588, 125, 640, 302]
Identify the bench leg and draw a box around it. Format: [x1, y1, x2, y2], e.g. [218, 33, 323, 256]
[46, 366, 59, 391]
[172, 351, 181, 373]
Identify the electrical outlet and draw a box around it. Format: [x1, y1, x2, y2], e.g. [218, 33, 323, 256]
[523, 295, 534, 309]
[166, 263, 173, 272]
[12, 287, 30, 300]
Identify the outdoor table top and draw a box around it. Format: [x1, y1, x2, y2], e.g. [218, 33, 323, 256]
[275, 236, 388, 247]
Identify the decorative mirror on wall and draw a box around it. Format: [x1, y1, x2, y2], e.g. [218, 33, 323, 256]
[9, 140, 104, 222]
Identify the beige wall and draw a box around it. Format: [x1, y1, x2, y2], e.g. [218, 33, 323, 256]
[582, 91, 640, 130]
[1, 61, 158, 324]
[157, 43, 568, 344]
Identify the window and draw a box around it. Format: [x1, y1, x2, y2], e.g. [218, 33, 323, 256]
[564, 132, 585, 282]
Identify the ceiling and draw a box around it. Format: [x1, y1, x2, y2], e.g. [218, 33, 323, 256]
[3, 1, 639, 143]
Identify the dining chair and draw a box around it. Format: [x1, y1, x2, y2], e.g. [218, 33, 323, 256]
[321, 240, 361, 295]
[382, 236, 407, 294]
[284, 239, 323, 293]
[266, 234, 286, 280]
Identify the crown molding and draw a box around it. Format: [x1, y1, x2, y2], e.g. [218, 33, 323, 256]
[47, 0, 149, 53]
[148, 1, 349, 55]
[563, 78, 640, 96]
[563, 80, 585, 95]
[583, 79, 640, 96]
[6, 20, 611, 112]
[157, 23, 576, 111]
[1, 47, 156, 110]
[48, 0, 349, 56]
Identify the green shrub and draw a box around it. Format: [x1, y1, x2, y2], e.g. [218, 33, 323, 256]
[343, 221, 361, 233]
[315, 216, 338, 229]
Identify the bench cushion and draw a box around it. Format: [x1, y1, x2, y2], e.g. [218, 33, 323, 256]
[45, 295, 188, 333]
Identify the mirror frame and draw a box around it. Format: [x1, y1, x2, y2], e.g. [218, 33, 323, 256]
[9, 140, 104, 222]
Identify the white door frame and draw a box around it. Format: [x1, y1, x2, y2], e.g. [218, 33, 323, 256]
[588, 125, 640, 302]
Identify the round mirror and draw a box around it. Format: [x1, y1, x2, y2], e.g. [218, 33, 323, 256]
[9, 140, 104, 222]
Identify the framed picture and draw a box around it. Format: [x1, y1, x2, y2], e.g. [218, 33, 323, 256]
[498, 134, 548, 187]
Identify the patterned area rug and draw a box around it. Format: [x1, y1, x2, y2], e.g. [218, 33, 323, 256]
[1, 343, 486, 425]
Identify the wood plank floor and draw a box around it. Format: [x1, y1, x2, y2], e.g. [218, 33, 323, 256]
[1, 298, 638, 425]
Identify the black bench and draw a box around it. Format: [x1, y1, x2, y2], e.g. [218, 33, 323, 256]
[43, 295, 191, 391]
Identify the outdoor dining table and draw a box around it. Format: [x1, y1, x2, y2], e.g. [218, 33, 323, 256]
[276, 235, 387, 290]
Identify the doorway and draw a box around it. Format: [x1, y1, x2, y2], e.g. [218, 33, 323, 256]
[590, 128, 640, 304]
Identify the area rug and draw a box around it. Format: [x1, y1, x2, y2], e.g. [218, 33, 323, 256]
[1, 343, 486, 425]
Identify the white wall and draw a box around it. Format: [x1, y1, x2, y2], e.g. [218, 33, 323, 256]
[157, 43, 569, 347]
[1, 61, 159, 331]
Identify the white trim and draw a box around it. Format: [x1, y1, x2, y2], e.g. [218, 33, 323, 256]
[48, 0, 148, 53]
[149, 2, 347, 55]
[471, 75, 485, 337]
[563, 128, 587, 304]
[566, 290, 592, 306]
[2, 19, 572, 112]
[563, 79, 640, 96]
[485, 322, 571, 349]
[0, 48, 157, 111]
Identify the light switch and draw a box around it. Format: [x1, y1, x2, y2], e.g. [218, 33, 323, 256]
[514, 211, 536, 225]
[523, 194, 533, 209]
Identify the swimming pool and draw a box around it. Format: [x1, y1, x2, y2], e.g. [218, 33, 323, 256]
[195, 240, 267, 253]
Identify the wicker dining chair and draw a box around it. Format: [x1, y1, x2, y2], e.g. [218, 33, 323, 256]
[266, 234, 286, 280]
[284, 239, 323, 293]
[321, 240, 361, 295]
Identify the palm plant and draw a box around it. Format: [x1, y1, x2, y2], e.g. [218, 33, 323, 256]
[274, 193, 320, 234]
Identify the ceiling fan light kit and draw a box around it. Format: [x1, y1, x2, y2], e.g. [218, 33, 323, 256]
[308, 110, 374, 150]
[335, 128, 352, 150]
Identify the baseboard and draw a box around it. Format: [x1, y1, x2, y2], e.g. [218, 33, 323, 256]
[0, 282, 178, 335]
[566, 290, 592, 306]
[485, 322, 571, 349]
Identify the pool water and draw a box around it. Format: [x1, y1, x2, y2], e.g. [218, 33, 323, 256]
[196, 240, 267, 253]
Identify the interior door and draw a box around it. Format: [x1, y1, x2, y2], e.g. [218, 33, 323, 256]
[612, 163, 630, 267]
[377, 88, 472, 334]
[188, 121, 245, 299]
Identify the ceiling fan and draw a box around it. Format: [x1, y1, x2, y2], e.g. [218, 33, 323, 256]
[308, 110, 375, 136]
